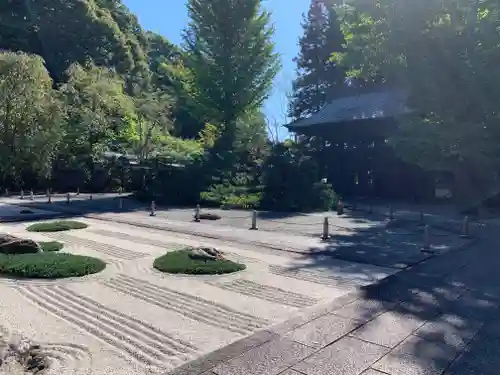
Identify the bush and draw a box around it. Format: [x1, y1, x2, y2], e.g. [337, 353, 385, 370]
[201, 184, 262, 209]
[0, 253, 106, 278]
[39, 241, 64, 252]
[153, 249, 245, 275]
[26, 221, 88, 232]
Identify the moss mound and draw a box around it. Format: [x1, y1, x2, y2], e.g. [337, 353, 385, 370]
[26, 221, 88, 232]
[39, 241, 64, 252]
[0, 253, 106, 279]
[153, 249, 245, 275]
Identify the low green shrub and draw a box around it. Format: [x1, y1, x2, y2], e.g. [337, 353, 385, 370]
[39, 241, 64, 252]
[153, 249, 245, 275]
[0, 253, 106, 278]
[26, 221, 88, 232]
[201, 184, 262, 210]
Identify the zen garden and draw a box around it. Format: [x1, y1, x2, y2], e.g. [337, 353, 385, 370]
[0, 0, 499, 375]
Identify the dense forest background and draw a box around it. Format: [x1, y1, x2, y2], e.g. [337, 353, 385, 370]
[1, 0, 499, 212]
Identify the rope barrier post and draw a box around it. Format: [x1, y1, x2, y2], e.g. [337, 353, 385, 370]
[66, 192, 70, 204]
[89, 194, 93, 201]
[76, 187, 80, 196]
[4, 188, 8, 197]
[389, 204, 395, 221]
[337, 197, 344, 216]
[194, 204, 201, 222]
[20, 189, 24, 200]
[322, 217, 330, 240]
[47, 189, 51, 204]
[461, 216, 470, 238]
[29, 190, 34, 201]
[150, 201, 156, 217]
[421, 224, 432, 252]
[118, 198, 123, 210]
[250, 210, 258, 230]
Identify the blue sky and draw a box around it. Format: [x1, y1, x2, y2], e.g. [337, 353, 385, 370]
[123, 0, 310, 135]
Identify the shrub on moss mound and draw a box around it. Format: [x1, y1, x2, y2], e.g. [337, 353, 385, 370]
[39, 241, 64, 252]
[154, 249, 245, 275]
[0, 253, 106, 278]
[27, 221, 88, 232]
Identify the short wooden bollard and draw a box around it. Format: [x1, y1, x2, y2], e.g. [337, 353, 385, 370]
[66, 192, 70, 204]
[29, 190, 34, 201]
[337, 198, 344, 216]
[250, 210, 258, 230]
[47, 189, 51, 204]
[89, 194, 93, 201]
[20, 189, 24, 200]
[194, 204, 201, 222]
[461, 216, 470, 238]
[389, 204, 395, 221]
[418, 210, 425, 226]
[76, 187, 80, 196]
[118, 198, 123, 209]
[150, 201, 156, 216]
[421, 225, 432, 252]
[322, 217, 330, 240]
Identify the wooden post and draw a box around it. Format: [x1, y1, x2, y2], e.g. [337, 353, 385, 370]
[322, 217, 330, 240]
[250, 210, 258, 230]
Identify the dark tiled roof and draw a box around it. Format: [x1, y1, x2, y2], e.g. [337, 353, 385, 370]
[285, 90, 413, 129]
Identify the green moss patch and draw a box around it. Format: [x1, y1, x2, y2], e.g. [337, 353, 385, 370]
[153, 249, 245, 275]
[26, 221, 88, 232]
[0, 253, 106, 279]
[39, 241, 64, 252]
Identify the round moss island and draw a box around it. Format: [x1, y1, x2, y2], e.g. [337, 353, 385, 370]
[39, 241, 64, 252]
[0, 253, 106, 279]
[153, 248, 245, 275]
[26, 220, 88, 232]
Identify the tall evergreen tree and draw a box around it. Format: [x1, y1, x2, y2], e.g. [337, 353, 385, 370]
[289, 0, 345, 120]
[183, 0, 280, 173]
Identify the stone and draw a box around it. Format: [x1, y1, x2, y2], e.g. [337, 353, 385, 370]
[285, 314, 362, 348]
[350, 310, 427, 348]
[372, 334, 459, 375]
[293, 336, 389, 375]
[189, 247, 225, 261]
[0, 234, 41, 255]
[212, 337, 314, 375]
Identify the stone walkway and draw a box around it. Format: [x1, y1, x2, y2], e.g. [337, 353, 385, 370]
[170, 226, 500, 375]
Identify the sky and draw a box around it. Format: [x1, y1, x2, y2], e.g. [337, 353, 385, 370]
[123, 0, 311, 135]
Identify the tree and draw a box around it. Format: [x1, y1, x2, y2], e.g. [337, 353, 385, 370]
[334, 0, 500, 207]
[58, 63, 135, 177]
[289, 0, 345, 120]
[183, 0, 281, 172]
[0, 52, 63, 187]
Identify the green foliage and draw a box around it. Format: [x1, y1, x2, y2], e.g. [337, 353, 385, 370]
[261, 142, 337, 212]
[289, 1, 345, 120]
[335, 0, 500, 205]
[153, 249, 245, 275]
[184, 0, 280, 172]
[200, 184, 262, 209]
[0, 253, 106, 279]
[26, 221, 88, 232]
[0, 52, 63, 185]
[39, 241, 64, 252]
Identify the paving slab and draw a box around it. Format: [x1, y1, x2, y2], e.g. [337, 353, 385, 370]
[285, 314, 362, 348]
[372, 334, 460, 375]
[293, 336, 389, 375]
[414, 314, 483, 351]
[444, 334, 500, 375]
[331, 298, 398, 323]
[211, 337, 314, 375]
[350, 310, 427, 348]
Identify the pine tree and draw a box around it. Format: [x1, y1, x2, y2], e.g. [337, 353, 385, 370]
[289, 0, 345, 120]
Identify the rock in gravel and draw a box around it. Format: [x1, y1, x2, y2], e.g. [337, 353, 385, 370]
[0, 334, 48, 374]
[0, 234, 41, 254]
[189, 247, 225, 261]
